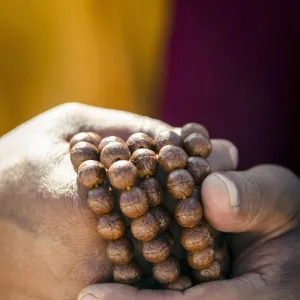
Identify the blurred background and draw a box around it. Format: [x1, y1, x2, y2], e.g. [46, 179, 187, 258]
[0, 1, 299, 173]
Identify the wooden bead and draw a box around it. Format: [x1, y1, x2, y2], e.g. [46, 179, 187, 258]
[106, 237, 133, 264]
[78, 160, 106, 189]
[187, 248, 215, 270]
[152, 256, 180, 284]
[180, 225, 212, 251]
[183, 133, 212, 158]
[87, 185, 114, 214]
[175, 198, 203, 228]
[186, 157, 211, 184]
[113, 262, 142, 284]
[126, 133, 156, 153]
[140, 177, 163, 207]
[167, 169, 194, 199]
[193, 261, 221, 282]
[158, 145, 188, 173]
[97, 212, 125, 240]
[100, 142, 131, 169]
[150, 207, 171, 232]
[69, 132, 102, 149]
[107, 160, 138, 190]
[181, 122, 209, 140]
[142, 236, 171, 263]
[99, 136, 125, 153]
[70, 142, 99, 171]
[131, 212, 160, 242]
[131, 149, 157, 177]
[119, 187, 149, 218]
[155, 131, 182, 152]
[165, 275, 193, 291]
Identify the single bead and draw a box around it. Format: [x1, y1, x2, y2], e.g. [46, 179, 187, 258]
[165, 275, 193, 291]
[186, 156, 211, 184]
[97, 212, 125, 240]
[180, 225, 212, 252]
[187, 248, 215, 270]
[126, 133, 156, 153]
[158, 145, 188, 173]
[113, 262, 142, 284]
[119, 187, 149, 218]
[193, 261, 221, 282]
[150, 207, 171, 232]
[131, 149, 157, 177]
[167, 169, 194, 199]
[98, 136, 125, 153]
[106, 237, 134, 265]
[140, 177, 163, 207]
[69, 132, 102, 150]
[181, 122, 209, 140]
[155, 131, 182, 152]
[107, 160, 138, 190]
[152, 256, 180, 284]
[131, 212, 160, 242]
[175, 198, 203, 228]
[183, 133, 212, 158]
[70, 142, 99, 171]
[142, 236, 171, 263]
[78, 160, 106, 189]
[100, 142, 131, 169]
[87, 185, 114, 214]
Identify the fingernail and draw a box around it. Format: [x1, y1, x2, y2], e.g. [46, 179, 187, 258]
[79, 294, 98, 300]
[229, 144, 239, 170]
[214, 174, 239, 207]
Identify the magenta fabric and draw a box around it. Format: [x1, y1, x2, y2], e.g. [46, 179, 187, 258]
[162, 1, 300, 173]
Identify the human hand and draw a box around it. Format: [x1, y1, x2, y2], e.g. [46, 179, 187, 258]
[0, 103, 237, 300]
[78, 164, 300, 300]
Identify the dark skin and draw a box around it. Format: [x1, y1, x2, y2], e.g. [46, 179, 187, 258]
[0, 103, 236, 300]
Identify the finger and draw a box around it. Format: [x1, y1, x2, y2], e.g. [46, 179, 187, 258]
[201, 164, 300, 234]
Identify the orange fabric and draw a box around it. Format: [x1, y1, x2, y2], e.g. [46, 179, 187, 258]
[0, 1, 172, 136]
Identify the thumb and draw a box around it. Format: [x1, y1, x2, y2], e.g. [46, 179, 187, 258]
[201, 165, 300, 235]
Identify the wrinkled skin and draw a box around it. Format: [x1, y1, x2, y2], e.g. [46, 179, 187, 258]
[0, 103, 237, 300]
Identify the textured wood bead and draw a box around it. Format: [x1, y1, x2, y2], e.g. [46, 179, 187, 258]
[69, 132, 102, 149]
[180, 225, 212, 251]
[87, 185, 114, 214]
[106, 237, 134, 265]
[131, 149, 157, 177]
[100, 142, 131, 169]
[126, 133, 156, 153]
[186, 156, 211, 184]
[193, 261, 221, 282]
[152, 256, 180, 284]
[131, 212, 160, 242]
[97, 212, 125, 240]
[78, 160, 106, 189]
[98, 136, 125, 153]
[187, 248, 215, 270]
[175, 198, 203, 228]
[142, 236, 171, 263]
[108, 160, 138, 190]
[155, 131, 182, 152]
[183, 133, 212, 158]
[181, 122, 209, 140]
[158, 145, 188, 173]
[165, 275, 193, 291]
[119, 187, 149, 218]
[113, 262, 142, 284]
[140, 177, 163, 207]
[167, 169, 194, 199]
[150, 207, 171, 232]
[70, 142, 99, 171]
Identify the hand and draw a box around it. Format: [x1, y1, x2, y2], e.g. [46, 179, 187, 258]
[78, 164, 300, 300]
[0, 103, 237, 300]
